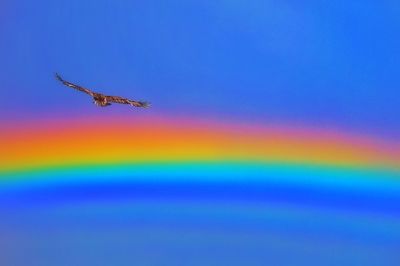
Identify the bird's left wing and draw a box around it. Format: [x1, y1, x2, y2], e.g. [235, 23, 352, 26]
[55, 73, 95, 96]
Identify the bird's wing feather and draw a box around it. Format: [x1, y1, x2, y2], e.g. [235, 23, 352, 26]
[105, 95, 130, 104]
[105, 95, 150, 108]
[55, 73, 94, 96]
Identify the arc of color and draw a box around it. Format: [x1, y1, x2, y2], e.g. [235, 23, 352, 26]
[0, 116, 399, 212]
[0, 116, 399, 173]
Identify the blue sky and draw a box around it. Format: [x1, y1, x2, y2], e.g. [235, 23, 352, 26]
[1, 0, 399, 139]
[1, 2, 400, 266]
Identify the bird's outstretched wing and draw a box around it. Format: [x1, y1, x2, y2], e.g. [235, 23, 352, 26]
[105, 95, 150, 108]
[55, 73, 94, 96]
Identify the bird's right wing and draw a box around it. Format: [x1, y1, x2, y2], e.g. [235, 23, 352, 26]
[55, 73, 95, 96]
[105, 95, 150, 108]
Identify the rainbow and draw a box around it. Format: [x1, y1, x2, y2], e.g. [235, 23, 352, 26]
[0, 115, 399, 210]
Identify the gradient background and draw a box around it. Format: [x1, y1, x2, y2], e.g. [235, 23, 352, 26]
[1, 1, 400, 265]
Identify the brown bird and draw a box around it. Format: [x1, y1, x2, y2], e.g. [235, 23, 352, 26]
[55, 73, 150, 108]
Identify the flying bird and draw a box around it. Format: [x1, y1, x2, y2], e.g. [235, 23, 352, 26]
[55, 73, 150, 108]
